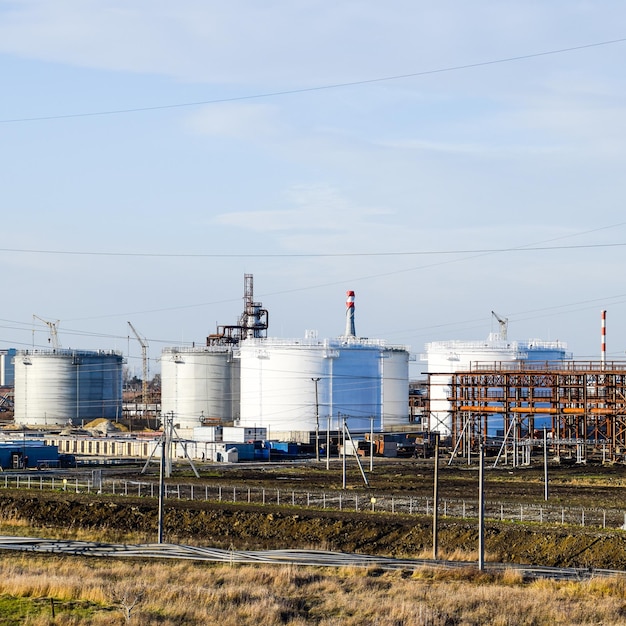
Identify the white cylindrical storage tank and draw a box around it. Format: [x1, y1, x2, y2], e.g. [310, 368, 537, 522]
[0, 349, 16, 386]
[381, 347, 410, 429]
[237, 339, 329, 433]
[14, 350, 124, 427]
[238, 338, 410, 434]
[332, 340, 382, 432]
[160, 346, 240, 430]
[422, 338, 569, 437]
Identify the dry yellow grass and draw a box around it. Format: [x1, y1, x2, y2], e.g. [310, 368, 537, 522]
[0, 553, 625, 625]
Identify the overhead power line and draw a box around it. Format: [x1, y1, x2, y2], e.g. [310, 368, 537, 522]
[0, 241, 625, 258]
[1, 37, 625, 125]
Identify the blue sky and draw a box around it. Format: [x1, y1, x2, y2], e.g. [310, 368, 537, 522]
[1, 1, 626, 378]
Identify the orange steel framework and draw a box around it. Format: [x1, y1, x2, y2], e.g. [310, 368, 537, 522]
[446, 361, 626, 462]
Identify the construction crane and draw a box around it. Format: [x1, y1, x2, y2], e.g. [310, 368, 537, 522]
[491, 311, 508, 341]
[127, 321, 149, 408]
[33, 315, 60, 350]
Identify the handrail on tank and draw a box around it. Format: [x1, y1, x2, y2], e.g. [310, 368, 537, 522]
[237, 337, 409, 350]
[17, 348, 123, 357]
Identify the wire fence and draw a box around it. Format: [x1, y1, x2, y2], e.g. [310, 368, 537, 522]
[2, 472, 625, 531]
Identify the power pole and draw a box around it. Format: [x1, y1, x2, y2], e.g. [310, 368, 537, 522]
[433, 432, 440, 560]
[478, 441, 485, 571]
[312, 377, 320, 462]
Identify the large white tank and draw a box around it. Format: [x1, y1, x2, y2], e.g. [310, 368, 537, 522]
[237, 337, 410, 434]
[160, 346, 240, 430]
[0, 349, 16, 386]
[14, 350, 124, 427]
[422, 336, 570, 436]
[381, 348, 411, 429]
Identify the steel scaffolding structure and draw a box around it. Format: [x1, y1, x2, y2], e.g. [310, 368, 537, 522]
[446, 361, 626, 463]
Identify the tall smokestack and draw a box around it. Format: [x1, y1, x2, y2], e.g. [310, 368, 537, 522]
[345, 290, 356, 337]
[601, 309, 607, 368]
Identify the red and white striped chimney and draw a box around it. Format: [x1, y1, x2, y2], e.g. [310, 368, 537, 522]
[345, 290, 356, 337]
[601, 309, 607, 368]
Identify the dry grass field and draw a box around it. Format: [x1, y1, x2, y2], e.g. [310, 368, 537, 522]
[1, 550, 626, 625]
[1, 458, 626, 623]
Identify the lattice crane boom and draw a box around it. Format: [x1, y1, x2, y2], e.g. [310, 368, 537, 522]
[33, 315, 61, 350]
[127, 321, 149, 407]
[491, 311, 508, 341]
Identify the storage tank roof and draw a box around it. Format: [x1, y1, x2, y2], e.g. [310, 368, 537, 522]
[424, 338, 567, 352]
[16, 348, 123, 357]
[162, 345, 233, 354]
[237, 337, 409, 351]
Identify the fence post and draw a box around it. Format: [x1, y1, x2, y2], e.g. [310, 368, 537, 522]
[277, 489, 280, 506]
[233, 487, 236, 503]
[355, 494, 358, 511]
[262, 488, 265, 505]
[248, 488, 251, 503]
[219, 486, 222, 502]
[323, 493, 326, 509]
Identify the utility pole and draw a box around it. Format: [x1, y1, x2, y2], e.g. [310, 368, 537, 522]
[478, 441, 485, 571]
[543, 426, 549, 501]
[157, 429, 166, 544]
[369, 417, 374, 473]
[312, 378, 320, 462]
[326, 415, 330, 470]
[341, 415, 347, 490]
[432, 432, 440, 560]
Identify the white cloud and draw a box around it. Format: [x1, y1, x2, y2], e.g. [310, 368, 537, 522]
[184, 103, 283, 140]
[2, 1, 626, 358]
[214, 184, 393, 243]
[1, 1, 621, 86]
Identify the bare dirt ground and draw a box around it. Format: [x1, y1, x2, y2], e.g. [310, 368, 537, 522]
[1, 457, 626, 569]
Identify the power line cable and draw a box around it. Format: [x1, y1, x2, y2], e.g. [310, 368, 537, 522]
[1, 37, 625, 125]
[0, 241, 625, 259]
